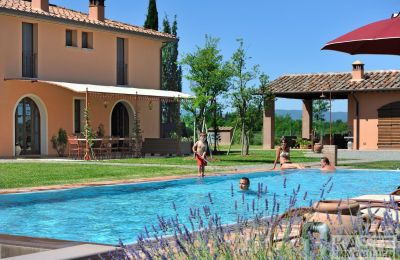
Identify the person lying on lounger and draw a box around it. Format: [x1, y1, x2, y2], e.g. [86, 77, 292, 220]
[272, 137, 305, 170]
[320, 157, 336, 171]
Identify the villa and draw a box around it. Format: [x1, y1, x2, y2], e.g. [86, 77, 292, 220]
[263, 61, 400, 150]
[0, 0, 191, 158]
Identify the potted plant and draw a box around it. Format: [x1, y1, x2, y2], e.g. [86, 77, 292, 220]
[51, 128, 68, 157]
[15, 143, 22, 156]
[296, 137, 312, 149]
[314, 141, 323, 153]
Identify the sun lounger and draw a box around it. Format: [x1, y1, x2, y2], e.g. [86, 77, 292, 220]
[350, 194, 400, 204]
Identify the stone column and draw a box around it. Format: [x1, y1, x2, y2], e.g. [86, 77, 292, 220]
[302, 99, 312, 139]
[323, 145, 338, 166]
[263, 99, 275, 149]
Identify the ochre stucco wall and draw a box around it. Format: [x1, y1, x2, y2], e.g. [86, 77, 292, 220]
[0, 81, 160, 157]
[350, 92, 400, 150]
[0, 14, 162, 87]
[0, 13, 163, 157]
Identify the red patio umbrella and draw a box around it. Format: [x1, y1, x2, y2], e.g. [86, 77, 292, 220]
[322, 15, 400, 55]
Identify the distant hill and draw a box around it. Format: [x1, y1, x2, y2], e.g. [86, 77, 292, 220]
[276, 109, 347, 122]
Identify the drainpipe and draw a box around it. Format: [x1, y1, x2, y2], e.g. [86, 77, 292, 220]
[351, 93, 360, 150]
[302, 222, 331, 260]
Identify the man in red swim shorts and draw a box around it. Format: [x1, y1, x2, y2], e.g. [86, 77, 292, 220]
[192, 132, 208, 177]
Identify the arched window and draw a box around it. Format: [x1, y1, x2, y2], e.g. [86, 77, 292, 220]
[15, 97, 41, 155]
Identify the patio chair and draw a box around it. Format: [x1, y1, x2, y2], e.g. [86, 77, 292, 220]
[68, 135, 81, 159]
[110, 136, 120, 158]
[120, 138, 133, 158]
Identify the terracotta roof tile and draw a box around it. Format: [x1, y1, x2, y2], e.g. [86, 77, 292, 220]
[268, 70, 400, 95]
[0, 0, 175, 41]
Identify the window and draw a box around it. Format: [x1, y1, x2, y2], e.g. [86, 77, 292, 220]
[82, 32, 93, 49]
[65, 29, 77, 47]
[116, 37, 127, 85]
[22, 22, 37, 78]
[74, 99, 83, 134]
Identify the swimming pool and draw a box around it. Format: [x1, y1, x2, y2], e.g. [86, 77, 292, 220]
[0, 169, 398, 245]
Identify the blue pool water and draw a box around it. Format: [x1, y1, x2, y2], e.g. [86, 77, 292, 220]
[0, 169, 398, 245]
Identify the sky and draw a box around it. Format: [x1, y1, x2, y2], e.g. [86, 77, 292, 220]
[52, 0, 400, 112]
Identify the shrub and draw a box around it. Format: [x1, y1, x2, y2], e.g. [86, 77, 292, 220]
[51, 128, 68, 157]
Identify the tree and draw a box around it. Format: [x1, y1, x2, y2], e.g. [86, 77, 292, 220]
[313, 99, 330, 142]
[181, 36, 231, 152]
[144, 0, 158, 31]
[230, 39, 269, 155]
[161, 15, 182, 137]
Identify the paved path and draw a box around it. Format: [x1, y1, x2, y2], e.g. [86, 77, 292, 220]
[305, 149, 400, 164]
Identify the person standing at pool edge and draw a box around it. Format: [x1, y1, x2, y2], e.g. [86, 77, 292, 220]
[193, 132, 208, 177]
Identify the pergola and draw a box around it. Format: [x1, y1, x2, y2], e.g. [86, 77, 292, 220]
[262, 62, 400, 150]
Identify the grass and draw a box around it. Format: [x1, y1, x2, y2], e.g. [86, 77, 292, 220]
[0, 149, 318, 189]
[111, 149, 318, 166]
[0, 163, 195, 189]
[340, 160, 400, 170]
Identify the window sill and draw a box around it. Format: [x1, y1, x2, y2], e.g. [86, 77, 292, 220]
[82, 47, 94, 51]
[66, 45, 78, 48]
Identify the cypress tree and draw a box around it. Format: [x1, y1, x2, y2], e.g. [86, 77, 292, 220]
[161, 15, 182, 137]
[144, 0, 158, 31]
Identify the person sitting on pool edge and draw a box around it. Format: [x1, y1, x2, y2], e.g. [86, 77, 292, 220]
[192, 132, 208, 177]
[272, 137, 305, 170]
[239, 177, 250, 190]
[320, 157, 336, 171]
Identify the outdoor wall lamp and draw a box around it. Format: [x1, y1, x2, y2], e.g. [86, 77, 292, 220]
[320, 92, 326, 99]
[103, 100, 109, 108]
[148, 100, 153, 110]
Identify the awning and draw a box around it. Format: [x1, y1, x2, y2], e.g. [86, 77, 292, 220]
[41, 80, 194, 99]
[5, 79, 194, 99]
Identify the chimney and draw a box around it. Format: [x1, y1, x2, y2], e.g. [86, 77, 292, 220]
[32, 0, 49, 12]
[351, 60, 365, 81]
[89, 0, 105, 21]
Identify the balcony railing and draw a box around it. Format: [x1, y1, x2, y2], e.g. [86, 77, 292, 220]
[22, 51, 37, 78]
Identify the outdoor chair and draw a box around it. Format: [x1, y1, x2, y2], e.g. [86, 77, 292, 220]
[68, 135, 81, 159]
[120, 139, 133, 158]
[110, 136, 120, 158]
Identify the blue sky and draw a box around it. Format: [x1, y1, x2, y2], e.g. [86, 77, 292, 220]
[53, 0, 400, 112]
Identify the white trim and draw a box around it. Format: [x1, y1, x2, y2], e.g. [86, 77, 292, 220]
[109, 100, 136, 136]
[12, 94, 48, 156]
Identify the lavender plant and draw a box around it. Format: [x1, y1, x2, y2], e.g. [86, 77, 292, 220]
[106, 177, 399, 259]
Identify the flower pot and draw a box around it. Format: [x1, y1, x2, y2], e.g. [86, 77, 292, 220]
[309, 200, 362, 235]
[15, 145, 22, 156]
[314, 143, 323, 153]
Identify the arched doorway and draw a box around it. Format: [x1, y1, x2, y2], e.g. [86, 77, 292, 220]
[378, 101, 400, 148]
[15, 97, 41, 155]
[111, 102, 130, 137]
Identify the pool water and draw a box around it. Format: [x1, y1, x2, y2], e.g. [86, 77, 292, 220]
[0, 169, 398, 245]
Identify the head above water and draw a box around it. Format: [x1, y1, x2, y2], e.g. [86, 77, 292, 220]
[321, 157, 330, 166]
[239, 177, 250, 190]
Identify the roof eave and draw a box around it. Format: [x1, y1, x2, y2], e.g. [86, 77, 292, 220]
[0, 7, 176, 43]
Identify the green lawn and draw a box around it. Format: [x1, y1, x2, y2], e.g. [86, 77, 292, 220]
[340, 161, 400, 170]
[111, 150, 318, 166]
[0, 163, 195, 189]
[0, 150, 318, 189]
